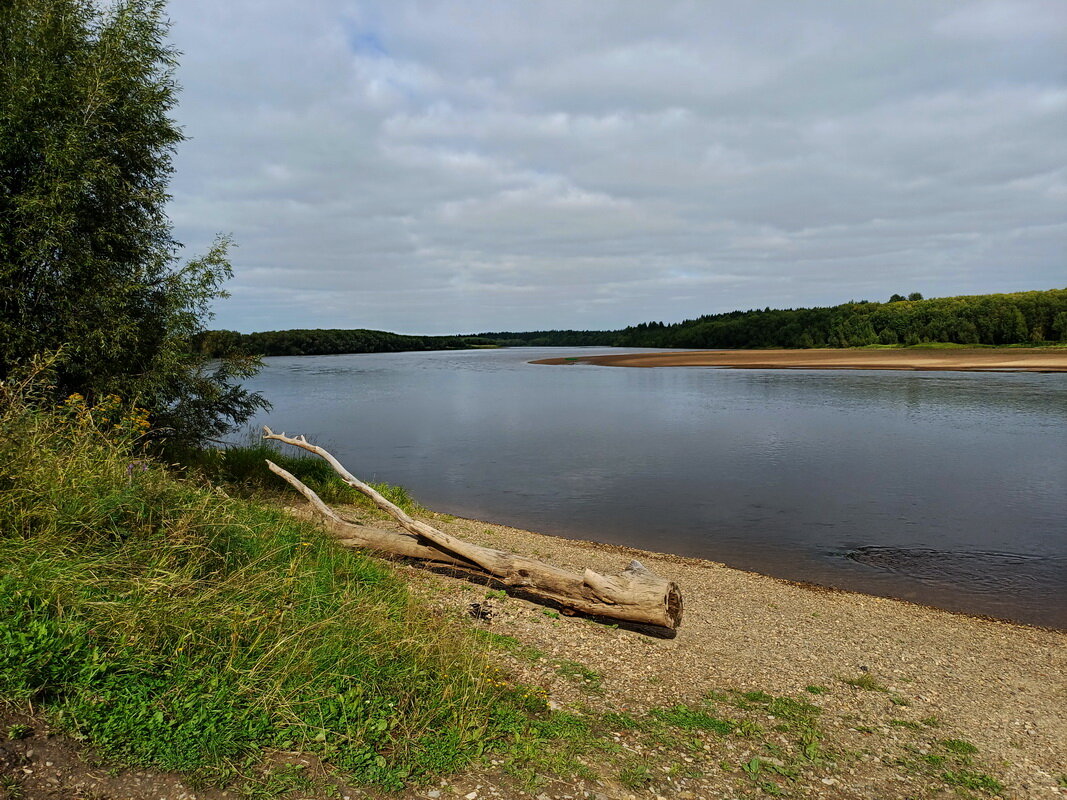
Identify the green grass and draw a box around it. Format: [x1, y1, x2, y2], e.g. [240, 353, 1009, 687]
[880, 721, 1005, 796]
[706, 689, 820, 725]
[0, 393, 578, 791]
[889, 720, 923, 731]
[840, 673, 888, 692]
[766, 696, 821, 722]
[470, 629, 544, 662]
[941, 769, 1004, 793]
[181, 440, 421, 514]
[6, 724, 31, 740]
[618, 762, 654, 789]
[236, 763, 318, 799]
[553, 659, 603, 693]
[940, 738, 979, 755]
[650, 706, 736, 735]
[600, 712, 642, 731]
[0, 774, 23, 799]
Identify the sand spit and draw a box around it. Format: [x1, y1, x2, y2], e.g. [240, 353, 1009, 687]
[533, 347, 1067, 372]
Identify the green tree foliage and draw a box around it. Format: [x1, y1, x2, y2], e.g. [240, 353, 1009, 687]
[193, 327, 607, 357]
[614, 289, 1067, 350]
[0, 0, 265, 443]
[193, 328, 501, 358]
[1053, 311, 1067, 342]
[197, 289, 1067, 358]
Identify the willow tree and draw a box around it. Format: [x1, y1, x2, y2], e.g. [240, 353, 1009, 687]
[0, 0, 265, 444]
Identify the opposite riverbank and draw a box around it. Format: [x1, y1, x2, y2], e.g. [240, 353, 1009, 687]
[532, 347, 1067, 372]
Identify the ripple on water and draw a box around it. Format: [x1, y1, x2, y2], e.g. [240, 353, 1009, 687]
[845, 546, 1067, 597]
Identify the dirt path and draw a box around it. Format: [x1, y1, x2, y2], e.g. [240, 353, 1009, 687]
[532, 347, 1067, 372]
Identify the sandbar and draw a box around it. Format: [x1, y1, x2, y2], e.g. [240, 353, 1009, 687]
[533, 347, 1067, 372]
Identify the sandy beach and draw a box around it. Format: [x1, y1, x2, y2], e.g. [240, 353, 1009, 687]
[533, 347, 1067, 372]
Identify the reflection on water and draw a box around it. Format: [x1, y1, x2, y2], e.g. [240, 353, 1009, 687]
[237, 348, 1067, 629]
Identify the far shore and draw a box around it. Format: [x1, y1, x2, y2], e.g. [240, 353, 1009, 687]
[532, 346, 1067, 372]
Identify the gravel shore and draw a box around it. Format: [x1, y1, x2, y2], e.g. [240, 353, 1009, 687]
[399, 510, 1067, 799]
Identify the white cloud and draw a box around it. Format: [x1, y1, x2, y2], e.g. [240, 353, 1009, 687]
[933, 0, 1067, 41]
[166, 0, 1067, 333]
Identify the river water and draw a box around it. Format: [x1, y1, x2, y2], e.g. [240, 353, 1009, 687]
[235, 348, 1067, 628]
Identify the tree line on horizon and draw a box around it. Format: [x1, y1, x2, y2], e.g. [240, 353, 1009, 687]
[196, 288, 1067, 357]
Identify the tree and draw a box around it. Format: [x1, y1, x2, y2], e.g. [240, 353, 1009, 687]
[888, 293, 906, 303]
[0, 0, 265, 444]
[908, 292, 924, 301]
[1001, 306, 1028, 343]
[1054, 312, 1067, 342]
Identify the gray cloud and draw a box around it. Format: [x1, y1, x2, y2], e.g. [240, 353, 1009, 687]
[166, 0, 1067, 334]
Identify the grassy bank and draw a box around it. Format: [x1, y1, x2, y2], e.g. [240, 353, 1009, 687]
[179, 437, 421, 510]
[0, 389, 574, 792]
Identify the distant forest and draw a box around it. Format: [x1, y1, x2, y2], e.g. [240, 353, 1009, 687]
[196, 288, 1067, 357]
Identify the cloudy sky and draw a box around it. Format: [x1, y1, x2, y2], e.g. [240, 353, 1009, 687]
[166, 1, 1066, 335]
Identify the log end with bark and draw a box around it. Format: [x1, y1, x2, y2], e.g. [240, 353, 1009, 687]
[262, 428, 683, 631]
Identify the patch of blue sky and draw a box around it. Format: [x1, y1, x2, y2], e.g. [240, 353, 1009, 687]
[348, 29, 388, 57]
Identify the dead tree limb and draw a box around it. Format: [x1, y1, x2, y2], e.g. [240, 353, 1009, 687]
[263, 428, 683, 630]
[266, 459, 475, 567]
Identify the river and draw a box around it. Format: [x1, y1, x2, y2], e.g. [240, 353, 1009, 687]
[234, 348, 1067, 628]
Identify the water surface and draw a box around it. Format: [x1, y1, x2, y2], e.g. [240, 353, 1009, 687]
[236, 348, 1067, 628]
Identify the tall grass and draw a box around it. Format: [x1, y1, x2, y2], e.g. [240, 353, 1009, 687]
[179, 438, 420, 511]
[0, 386, 536, 789]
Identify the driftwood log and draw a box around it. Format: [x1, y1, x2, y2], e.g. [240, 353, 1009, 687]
[263, 428, 683, 630]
